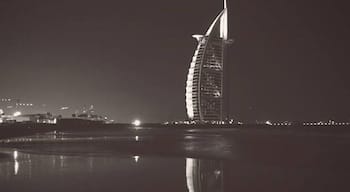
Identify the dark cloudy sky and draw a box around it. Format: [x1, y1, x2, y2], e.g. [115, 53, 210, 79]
[0, 0, 349, 123]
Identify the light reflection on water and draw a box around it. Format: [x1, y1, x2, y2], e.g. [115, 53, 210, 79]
[1, 128, 350, 191]
[0, 149, 198, 192]
[0, 149, 225, 192]
[0, 129, 227, 192]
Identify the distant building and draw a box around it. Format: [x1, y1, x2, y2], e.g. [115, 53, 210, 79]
[185, 0, 232, 122]
[0, 98, 36, 116]
[58, 105, 111, 125]
[0, 113, 57, 124]
[0, 98, 20, 115]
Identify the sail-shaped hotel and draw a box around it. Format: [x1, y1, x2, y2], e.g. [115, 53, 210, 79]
[185, 0, 232, 122]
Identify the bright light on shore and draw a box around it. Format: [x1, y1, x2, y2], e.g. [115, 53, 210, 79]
[132, 119, 141, 126]
[13, 151, 18, 160]
[13, 111, 21, 117]
[133, 155, 140, 163]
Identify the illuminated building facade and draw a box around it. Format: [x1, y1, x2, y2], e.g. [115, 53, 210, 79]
[185, 0, 232, 121]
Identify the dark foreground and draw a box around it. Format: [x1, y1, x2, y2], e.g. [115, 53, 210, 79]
[0, 124, 350, 192]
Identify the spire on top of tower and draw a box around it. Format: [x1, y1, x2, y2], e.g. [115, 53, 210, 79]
[203, 0, 229, 40]
[221, 0, 228, 40]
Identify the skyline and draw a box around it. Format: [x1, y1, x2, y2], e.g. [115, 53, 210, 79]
[1, 0, 349, 123]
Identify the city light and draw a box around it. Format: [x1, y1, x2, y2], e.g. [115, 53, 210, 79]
[133, 155, 140, 163]
[132, 119, 141, 126]
[13, 111, 21, 117]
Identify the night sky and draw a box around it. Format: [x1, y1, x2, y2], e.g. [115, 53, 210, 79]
[0, 0, 349, 123]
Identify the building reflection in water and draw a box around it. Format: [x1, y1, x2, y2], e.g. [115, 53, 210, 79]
[186, 158, 224, 192]
[0, 149, 227, 191]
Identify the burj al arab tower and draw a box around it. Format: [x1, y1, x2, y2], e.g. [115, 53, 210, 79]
[185, 0, 232, 122]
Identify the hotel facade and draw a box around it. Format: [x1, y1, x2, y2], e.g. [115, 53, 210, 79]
[185, 0, 232, 122]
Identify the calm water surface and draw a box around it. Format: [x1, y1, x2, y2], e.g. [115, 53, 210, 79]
[1, 126, 350, 192]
